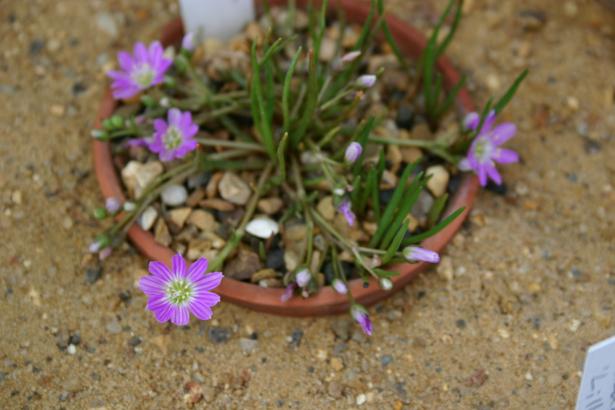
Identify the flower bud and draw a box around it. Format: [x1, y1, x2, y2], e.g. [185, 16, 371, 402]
[295, 269, 311, 288]
[105, 197, 121, 214]
[123, 201, 137, 212]
[332, 279, 348, 295]
[110, 115, 124, 129]
[379, 278, 393, 291]
[174, 54, 190, 74]
[357, 74, 377, 88]
[182, 32, 195, 52]
[93, 207, 107, 220]
[90, 129, 108, 139]
[344, 142, 363, 163]
[341, 50, 361, 63]
[402, 246, 440, 264]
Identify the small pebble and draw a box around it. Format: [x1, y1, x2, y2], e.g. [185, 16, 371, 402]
[245, 216, 279, 239]
[161, 184, 188, 207]
[239, 338, 258, 354]
[67, 344, 77, 355]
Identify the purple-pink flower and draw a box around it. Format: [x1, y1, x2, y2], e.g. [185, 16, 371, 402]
[139, 253, 223, 326]
[459, 110, 520, 186]
[338, 199, 356, 227]
[351, 304, 372, 336]
[107, 42, 172, 100]
[357, 74, 377, 88]
[281, 284, 295, 302]
[148, 108, 199, 162]
[403, 246, 440, 264]
[182, 32, 195, 51]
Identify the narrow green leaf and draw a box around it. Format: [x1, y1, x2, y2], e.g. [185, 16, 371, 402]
[402, 207, 464, 245]
[282, 47, 302, 132]
[369, 163, 416, 247]
[250, 43, 276, 160]
[427, 193, 448, 227]
[277, 132, 289, 181]
[382, 223, 408, 264]
[373, 268, 400, 278]
[435, 75, 466, 120]
[493, 69, 528, 114]
[380, 173, 426, 249]
[435, 0, 463, 58]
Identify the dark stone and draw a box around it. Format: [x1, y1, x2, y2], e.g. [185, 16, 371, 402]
[59, 392, 70, 402]
[417, 290, 426, 299]
[265, 248, 285, 271]
[518, 9, 547, 31]
[486, 181, 508, 196]
[68, 332, 81, 346]
[570, 267, 582, 279]
[447, 173, 463, 194]
[127, 336, 142, 347]
[0, 372, 7, 383]
[332, 342, 348, 356]
[29, 39, 45, 55]
[455, 319, 467, 329]
[207, 327, 231, 344]
[565, 172, 578, 183]
[289, 329, 303, 348]
[85, 265, 103, 284]
[330, 319, 352, 341]
[381, 355, 393, 366]
[119, 290, 132, 304]
[55, 331, 68, 351]
[8, 13, 16, 23]
[225, 249, 262, 280]
[187, 172, 211, 189]
[71, 82, 87, 96]
[396, 105, 415, 129]
[583, 138, 602, 155]
[608, 277, 615, 286]
[379, 189, 395, 206]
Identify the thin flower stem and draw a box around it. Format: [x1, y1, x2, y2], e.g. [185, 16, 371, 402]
[209, 163, 274, 271]
[196, 136, 266, 152]
[368, 136, 457, 163]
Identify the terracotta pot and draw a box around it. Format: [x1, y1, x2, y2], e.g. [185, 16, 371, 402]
[93, 0, 479, 317]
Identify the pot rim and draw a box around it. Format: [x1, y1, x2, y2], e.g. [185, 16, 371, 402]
[92, 0, 479, 317]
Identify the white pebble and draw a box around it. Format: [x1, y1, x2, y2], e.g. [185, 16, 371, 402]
[67, 344, 77, 355]
[161, 184, 188, 207]
[140, 206, 158, 231]
[356, 394, 367, 405]
[246, 216, 279, 239]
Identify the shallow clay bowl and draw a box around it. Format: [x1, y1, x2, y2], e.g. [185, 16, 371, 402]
[93, 0, 479, 316]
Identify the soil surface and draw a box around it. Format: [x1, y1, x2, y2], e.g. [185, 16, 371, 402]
[1, 0, 614, 409]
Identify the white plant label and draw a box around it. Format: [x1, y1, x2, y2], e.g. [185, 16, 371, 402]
[576, 335, 615, 410]
[179, 0, 255, 41]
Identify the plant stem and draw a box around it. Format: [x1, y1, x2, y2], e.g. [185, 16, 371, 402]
[196, 136, 266, 152]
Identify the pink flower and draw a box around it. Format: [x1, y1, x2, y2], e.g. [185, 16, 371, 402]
[139, 254, 223, 326]
[357, 75, 377, 88]
[182, 32, 195, 51]
[459, 111, 519, 186]
[107, 42, 172, 100]
[341, 51, 361, 63]
[147, 108, 199, 162]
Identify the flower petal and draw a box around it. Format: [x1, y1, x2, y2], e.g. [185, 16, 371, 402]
[148, 261, 172, 281]
[477, 164, 488, 187]
[486, 163, 502, 185]
[193, 272, 223, 292]
[133, 42, 148, 63]
[189, 300, 213, 320]
[493, 148, 519, 164]
[170, 306, 190, 326]
[172, 253, 187, 277]
[463, 112, 480, 131]
[139, 275, 166, 297]
[152, 302, 174, 323]
[187, 258, 209, 279]
[117, 51, 134, 72]
[491, 123, 516, 146]
[481, 110, 496, 133]
[168, 108, 182, 126]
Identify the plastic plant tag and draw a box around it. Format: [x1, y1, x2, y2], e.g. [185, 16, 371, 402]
[179, 0, 255, 41]
[576, 335, 615, 410]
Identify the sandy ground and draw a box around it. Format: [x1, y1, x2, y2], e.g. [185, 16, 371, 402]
[1, 0, 614, 408]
